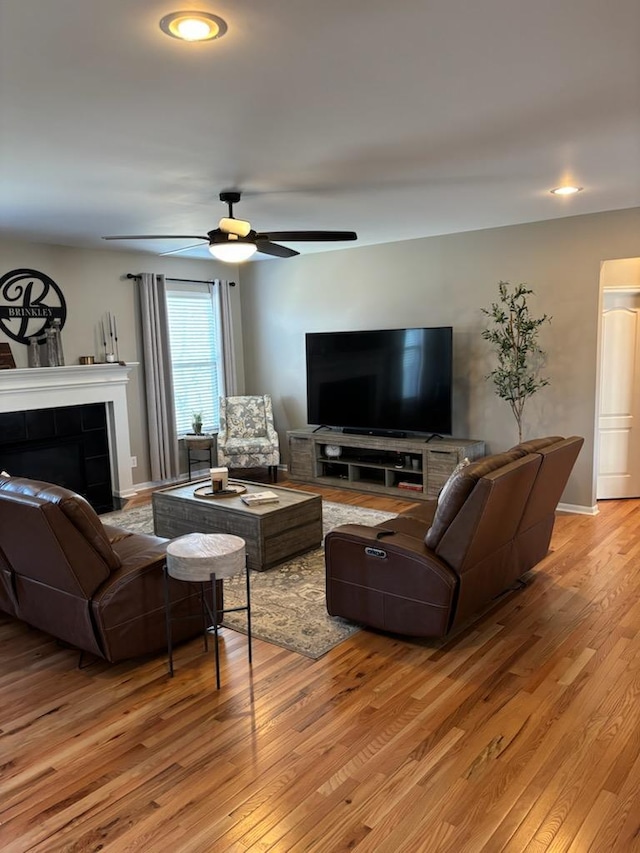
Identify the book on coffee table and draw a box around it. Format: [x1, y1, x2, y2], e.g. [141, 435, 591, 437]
[241, 490, 280, 506]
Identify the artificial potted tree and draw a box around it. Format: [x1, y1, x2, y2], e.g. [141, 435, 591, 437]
[481, 281, 550, 442]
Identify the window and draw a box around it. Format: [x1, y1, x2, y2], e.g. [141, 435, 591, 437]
[165, 283, 224, 434]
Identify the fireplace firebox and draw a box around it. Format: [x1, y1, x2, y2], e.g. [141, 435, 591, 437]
[0, 403, 114, 512]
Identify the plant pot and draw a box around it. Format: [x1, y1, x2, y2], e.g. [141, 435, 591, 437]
[192, 423, 202, 435]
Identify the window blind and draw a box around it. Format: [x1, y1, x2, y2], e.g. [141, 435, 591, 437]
[165, 286, 223, 434]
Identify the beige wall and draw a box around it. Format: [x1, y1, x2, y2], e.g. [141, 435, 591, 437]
[240, 208, 640, 510]
[2, 209, 639, 507]
[0, 239, 244, 485]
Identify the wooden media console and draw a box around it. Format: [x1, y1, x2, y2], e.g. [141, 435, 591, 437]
[286, 428, 485, 501]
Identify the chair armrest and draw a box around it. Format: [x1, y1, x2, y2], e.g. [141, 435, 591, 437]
[265, 419, 279, 444]
[325, 524, 457, 604]
[91, 533, 222, 663]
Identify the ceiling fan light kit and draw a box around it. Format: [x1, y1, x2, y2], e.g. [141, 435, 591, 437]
[208, 236, 257, 263]
[218, 217, 251, 237]
[159, 11, 228, 42]
[102, 190, 357, 262]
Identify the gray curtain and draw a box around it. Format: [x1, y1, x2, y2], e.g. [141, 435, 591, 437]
[217, 279, 238, 396]
[138, 273, 179, 481]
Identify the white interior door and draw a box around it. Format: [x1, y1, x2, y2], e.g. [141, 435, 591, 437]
[597, 290, 640, 499]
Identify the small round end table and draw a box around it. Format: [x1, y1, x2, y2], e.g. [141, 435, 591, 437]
[164, 531, 251, 688]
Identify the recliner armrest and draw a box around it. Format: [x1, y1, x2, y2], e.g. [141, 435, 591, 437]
[325, 524, 458, 637]
[326, 524, 457, 589]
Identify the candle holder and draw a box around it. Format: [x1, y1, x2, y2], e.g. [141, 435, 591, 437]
[102, 312, 120, 363]
[209, 467, 229, 493]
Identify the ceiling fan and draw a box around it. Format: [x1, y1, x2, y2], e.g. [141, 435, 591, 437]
[103, 191, 357, 262]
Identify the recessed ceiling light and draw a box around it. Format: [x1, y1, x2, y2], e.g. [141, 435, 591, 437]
[550, 185, 583, 195]
[159, 11, 228, 42]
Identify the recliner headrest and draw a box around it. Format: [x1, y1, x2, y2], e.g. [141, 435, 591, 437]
[425, 449, 528, 550]
[0, 475, 120, 570]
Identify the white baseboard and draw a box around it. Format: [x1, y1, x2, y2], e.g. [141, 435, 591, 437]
[132, 472, 196, 493]
[557, 502, 599, 516]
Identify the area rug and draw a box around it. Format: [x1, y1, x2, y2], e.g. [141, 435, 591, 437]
[101, 501, 394, 659]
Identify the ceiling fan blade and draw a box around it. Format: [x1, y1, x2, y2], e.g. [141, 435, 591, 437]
[255, 240, 299, 258]
[102, 234, 209, 241]
[256, 230, 357, 242]
[159, 242, 209, 256]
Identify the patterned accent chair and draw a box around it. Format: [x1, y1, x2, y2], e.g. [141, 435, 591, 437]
[217, 394, 280, 482]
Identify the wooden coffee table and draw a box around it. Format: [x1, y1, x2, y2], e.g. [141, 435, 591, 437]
[152, 480, 323, 571]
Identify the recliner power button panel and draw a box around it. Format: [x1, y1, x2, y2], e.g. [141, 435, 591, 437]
[365, 547, 387, 559]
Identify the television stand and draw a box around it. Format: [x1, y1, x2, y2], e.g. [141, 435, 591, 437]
[287, 428, 485, 501]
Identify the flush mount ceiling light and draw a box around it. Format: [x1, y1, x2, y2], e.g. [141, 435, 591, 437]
[208, 233, 257, 263]
[159, 11, 228, 42]
[550, 185, 583, 195]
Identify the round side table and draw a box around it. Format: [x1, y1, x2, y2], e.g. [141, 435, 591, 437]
[164, 532, 251, 688]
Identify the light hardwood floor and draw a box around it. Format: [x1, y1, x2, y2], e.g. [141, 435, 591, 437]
[1, 482, 640, 852]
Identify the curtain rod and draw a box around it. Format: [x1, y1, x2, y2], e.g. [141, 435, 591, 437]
[125, 273, 235, 286]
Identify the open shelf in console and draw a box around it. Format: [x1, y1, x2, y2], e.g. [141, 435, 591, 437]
[316, 460, 350, 481]
[350, 465, 387, 486]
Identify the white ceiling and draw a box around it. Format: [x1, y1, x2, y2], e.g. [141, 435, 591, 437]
[1, 0, 639, 261]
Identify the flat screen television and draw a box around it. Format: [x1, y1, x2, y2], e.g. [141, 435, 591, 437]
[306, 327, 453, 436]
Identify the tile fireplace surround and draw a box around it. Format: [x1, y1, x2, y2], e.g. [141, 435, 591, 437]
[0, 364, 138, 500]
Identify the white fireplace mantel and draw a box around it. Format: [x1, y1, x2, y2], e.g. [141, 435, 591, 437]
[0, 363, 139, 499]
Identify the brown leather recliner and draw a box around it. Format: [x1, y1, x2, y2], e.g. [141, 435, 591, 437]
[0, 475, 219, 662]
[325, 436, 584, 638]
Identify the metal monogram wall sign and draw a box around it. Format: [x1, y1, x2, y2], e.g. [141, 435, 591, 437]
[0, 268, 67, 344]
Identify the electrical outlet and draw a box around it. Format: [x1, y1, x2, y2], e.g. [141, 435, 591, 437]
[130, 456, 137, 468]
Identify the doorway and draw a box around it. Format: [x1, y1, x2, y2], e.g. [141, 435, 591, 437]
[597, 285, 640, 499]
